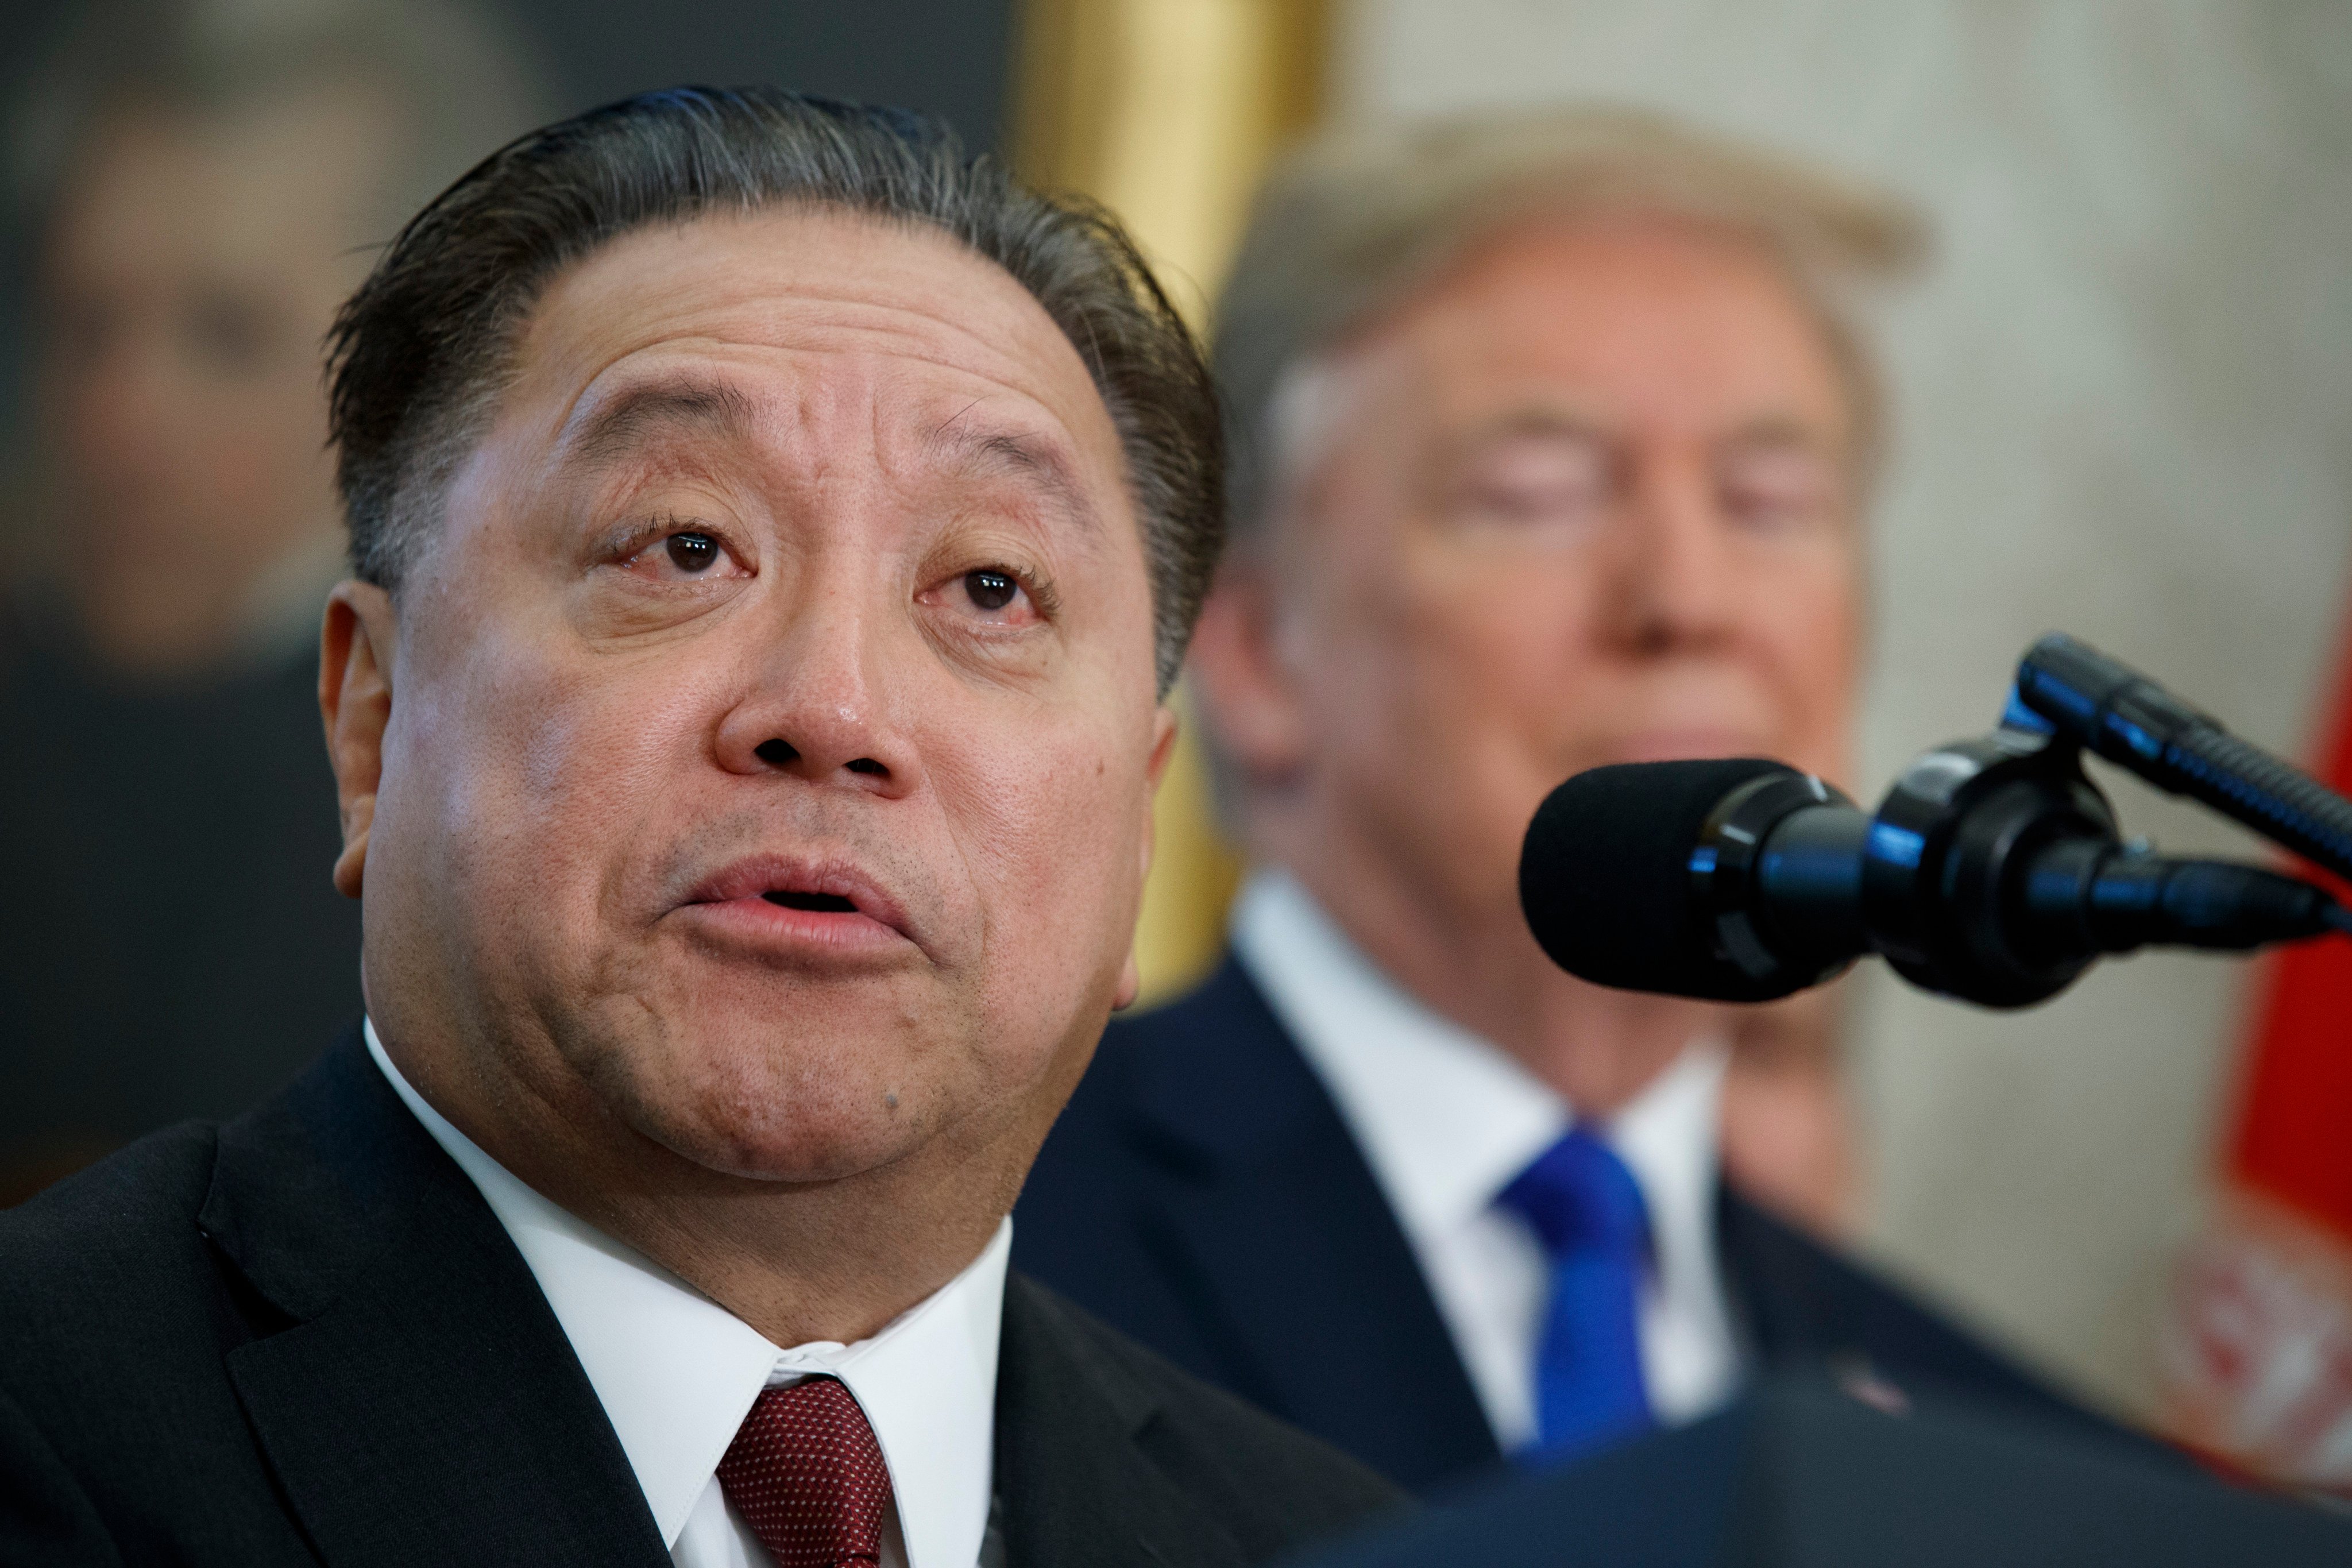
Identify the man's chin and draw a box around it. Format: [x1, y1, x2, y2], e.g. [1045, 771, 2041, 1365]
[560, 1013, 948, 1185]
[1594, 730, 1774, 767]
[620, 1082, 937, 1185]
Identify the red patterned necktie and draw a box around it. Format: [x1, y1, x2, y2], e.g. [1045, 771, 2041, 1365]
[716, 1376, 895, 1568]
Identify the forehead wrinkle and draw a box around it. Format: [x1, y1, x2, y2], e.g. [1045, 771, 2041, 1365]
[560, 374, 761, 473]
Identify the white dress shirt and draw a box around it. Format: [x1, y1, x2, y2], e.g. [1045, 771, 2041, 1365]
[1229, 871, 1742, 1451]
[364, 1021, 1003, 1568]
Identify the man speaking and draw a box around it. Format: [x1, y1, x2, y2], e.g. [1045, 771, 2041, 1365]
[0, 89, 1396, 1566]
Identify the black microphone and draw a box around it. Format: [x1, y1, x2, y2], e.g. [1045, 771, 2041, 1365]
[1520, 756, 1837, 1003]
[1520, 739, 2348, 1009]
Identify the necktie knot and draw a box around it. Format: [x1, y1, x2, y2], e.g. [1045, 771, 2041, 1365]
[716, 1375, 894, 1568]
[1496, 1127, 1651, 1261]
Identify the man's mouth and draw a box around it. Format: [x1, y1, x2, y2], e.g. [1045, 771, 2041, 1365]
[677, 856, 917, 957]
[763, 890, 859, 914]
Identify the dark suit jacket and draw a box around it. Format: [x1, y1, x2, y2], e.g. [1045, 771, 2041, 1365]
[1014, 958, 2129, 1495]
[0, 1025, 1402, 1566]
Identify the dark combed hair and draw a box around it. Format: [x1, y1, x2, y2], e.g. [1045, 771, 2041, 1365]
[326, 86, 1222, 693]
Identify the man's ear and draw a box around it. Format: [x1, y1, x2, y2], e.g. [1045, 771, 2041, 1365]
[1184, 564, 1307, 787]
[1135, 700, 1183, 887]
[319, 581, 398, 899]
[1113, 704, 1184, 1014]
[1111, 951, 1144, 1013]
[1144, 701, 1182, 791]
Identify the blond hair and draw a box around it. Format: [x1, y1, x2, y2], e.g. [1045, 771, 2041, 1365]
[1212, 104, 1928, 539]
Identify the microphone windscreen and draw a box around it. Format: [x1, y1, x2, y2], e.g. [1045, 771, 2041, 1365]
[1519, 758, 1801, 1002]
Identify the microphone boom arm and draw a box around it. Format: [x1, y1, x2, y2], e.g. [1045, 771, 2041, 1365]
[2012, 633, 2352, 882]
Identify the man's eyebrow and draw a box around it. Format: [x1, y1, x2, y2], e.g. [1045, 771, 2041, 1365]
[1714, 415, 1855, 477]
[562, 377, 759, 468]
[1436, 408, 1612, 470]
[1717, 414, 1839, 451]
[930, 419, 1103, 536]
[1455, 408, 1612, 447]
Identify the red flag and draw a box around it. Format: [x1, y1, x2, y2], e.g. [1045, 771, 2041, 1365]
[2162, 623, 2352, 1485]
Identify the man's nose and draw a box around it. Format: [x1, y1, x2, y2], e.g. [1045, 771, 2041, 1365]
[712, 580, 917, 795]
[1602, 451, 1738, 655]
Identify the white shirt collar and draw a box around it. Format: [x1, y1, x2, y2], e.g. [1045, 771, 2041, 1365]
[364, 1019, 1004, 1568]
[1229, 870, 1736, 1430]
[1230, 870, 1569, 1236]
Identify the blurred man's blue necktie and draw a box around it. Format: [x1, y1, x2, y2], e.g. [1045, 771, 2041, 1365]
[1495, 1128, 1655, 1465]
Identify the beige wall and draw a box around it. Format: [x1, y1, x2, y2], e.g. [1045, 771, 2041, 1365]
[1337, 0, 2352, 1416]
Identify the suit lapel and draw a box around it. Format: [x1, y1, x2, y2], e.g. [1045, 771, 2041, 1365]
[1712, 1184, 2131, 1445]
[1714, 1183, 1830, 1369]
[1119, 963, 1499, 1490]
[994, 1275, 1248, 1568]
[200, 1030, 669, 1568]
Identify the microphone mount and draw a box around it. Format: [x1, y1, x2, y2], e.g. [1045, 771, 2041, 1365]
[1520, 632, 2352, 1011]
[1859, 730, 2130, 1007]
[1681, 728, 2348, 1010]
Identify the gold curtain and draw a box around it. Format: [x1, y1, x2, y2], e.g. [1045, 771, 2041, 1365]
[1009, 0, 1331, 1006]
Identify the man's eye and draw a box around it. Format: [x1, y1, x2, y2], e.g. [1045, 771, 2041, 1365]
[916, 563, 1044, 630]
[615, 526, 747, 584]
[666, 532, 720, 573]
[1448, 435, 1613, 530]
[965, 569, 1019, 611]
[1718, 448, 1841, 536]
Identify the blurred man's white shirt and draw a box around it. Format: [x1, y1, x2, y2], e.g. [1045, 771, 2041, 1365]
[1230, 870, 1742, 1450]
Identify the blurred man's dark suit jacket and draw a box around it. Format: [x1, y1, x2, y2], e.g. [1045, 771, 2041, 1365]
[0, 620, 361, 1199]
[1015, 959, 2117, 1495]
[0, 1026, 1401, 1566]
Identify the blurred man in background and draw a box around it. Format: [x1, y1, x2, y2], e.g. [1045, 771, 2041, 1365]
[0, 0, 544, 1199]
[1018, 107, 2114, 1491]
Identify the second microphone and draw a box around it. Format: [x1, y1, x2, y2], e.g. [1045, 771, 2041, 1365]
[1519, 736, 2343, 1010]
